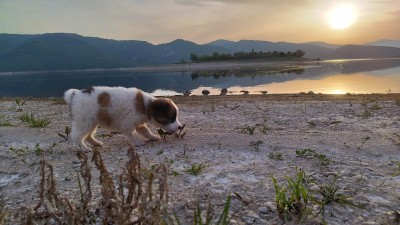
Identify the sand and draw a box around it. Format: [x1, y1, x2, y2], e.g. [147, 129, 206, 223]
[0, 93, 399, 224]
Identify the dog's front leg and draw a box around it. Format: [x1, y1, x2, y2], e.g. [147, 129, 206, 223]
[136, 124, 160, 141]
[123, 130, 146, 147]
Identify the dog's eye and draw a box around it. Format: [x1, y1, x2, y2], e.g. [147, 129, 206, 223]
[169, 116, 176, 123]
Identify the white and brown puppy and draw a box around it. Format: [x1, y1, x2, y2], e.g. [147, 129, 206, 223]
[64, 86, 182, 151]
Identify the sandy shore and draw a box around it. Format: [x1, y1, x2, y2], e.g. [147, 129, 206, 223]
[0, 94, 399, 224]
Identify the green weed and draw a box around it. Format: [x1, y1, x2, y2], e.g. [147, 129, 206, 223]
[185, 163, 207, 176]
[295, 149, 315, 157]
[171, 170, 180, 176]
[9, 146, 29, 156]
[271, 170, 311, 222]
[34, 143, 44, 156]
[314, 154, 330, 167]
[392, 163, 400, 176]
[244, 125, 256, 135]
[256, 123, 270, 134]
[0, 121, 13, 127]
[269, 152, 284, 160]
[296, 149, 330, 167]
[314, 175, 361, 217]
[18, 113, 50, 128]
[15, 98, 26, 112]
[162, 195, 232, 225]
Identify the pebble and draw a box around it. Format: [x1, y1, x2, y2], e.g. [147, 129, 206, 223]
[264, 201, 276, 211]
[309, 184, 320, 191]
[259, 207, 269, 214]
[242, 216, 258, 225]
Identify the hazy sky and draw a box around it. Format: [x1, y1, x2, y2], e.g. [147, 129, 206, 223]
[1, 0, 399, 44]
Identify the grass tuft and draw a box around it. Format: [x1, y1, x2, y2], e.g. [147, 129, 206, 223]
[314, 175, 362, 217]
[185, 163, 207, 176]
[269, 152, 284, 160]
[18, 113, 50, 128]
[271, 170, 311, 222]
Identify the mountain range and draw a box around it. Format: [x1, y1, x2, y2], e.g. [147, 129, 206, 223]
[0, 33, 399, 72]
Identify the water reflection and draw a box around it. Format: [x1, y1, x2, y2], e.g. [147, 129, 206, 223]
[190, 66, 305, 80]
[0, 58, 399, 97]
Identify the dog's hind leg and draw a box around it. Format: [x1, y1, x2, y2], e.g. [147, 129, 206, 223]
[86, 126, 104, 147]
[136, 124, 160, 141]
[71, 121, 94, 152]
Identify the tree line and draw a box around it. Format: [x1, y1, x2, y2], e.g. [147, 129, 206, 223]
[190, 49, 305, 62]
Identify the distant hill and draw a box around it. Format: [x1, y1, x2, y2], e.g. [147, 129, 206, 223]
[303, 42, 340, 49]
[0, 33, 399, 72]
[327, 45, 400, 59]
[0, 33, 228, 72]
[365, 39, 400, 48]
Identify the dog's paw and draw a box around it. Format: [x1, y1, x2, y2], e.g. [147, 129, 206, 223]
[92, 140, 104, 147]
[148, 135, 161, 141]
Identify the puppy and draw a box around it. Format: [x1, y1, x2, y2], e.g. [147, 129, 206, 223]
[64, 86, 182, 151]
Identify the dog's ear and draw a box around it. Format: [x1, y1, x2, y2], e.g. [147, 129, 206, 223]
[148, 98, 176, 125]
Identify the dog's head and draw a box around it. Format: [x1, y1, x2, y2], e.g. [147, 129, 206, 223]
[148, 98, 182, 133]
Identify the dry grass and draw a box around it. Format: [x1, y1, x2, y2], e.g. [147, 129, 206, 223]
[5, 147, 169, 225]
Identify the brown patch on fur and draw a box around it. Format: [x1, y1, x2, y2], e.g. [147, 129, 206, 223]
[96, 109, 112, 127]
[135, 90, 146, 115]
[81, 86, 94, 94]
[148, 98, 177, 125]
[98, 92, 111, 107]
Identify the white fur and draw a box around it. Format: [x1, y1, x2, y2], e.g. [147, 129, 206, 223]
[64, 86, 181, 151]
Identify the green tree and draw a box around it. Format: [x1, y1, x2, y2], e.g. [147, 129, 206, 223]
[190, 53, 199, 62]
[293, 50, 305, 58]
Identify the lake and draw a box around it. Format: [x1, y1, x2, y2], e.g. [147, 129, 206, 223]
[1, 58, 400, 97]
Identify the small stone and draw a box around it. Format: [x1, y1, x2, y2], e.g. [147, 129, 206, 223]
[220, 88, 228, 95]
[265, 201, 277, 211]
[229, 219, 238, 225]
[242, 216, 258, 225]
[340, 169, 351, 177]
[309, 184, 319, 191]
[259, 207, 269, 214]
[202, 90, 210, 96]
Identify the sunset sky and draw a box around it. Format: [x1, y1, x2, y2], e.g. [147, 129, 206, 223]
[1, 0, 399, 45]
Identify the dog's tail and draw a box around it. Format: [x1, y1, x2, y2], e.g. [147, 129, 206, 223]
[64, 89, 79, 106]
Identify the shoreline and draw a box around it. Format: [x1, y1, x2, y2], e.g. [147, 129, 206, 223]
[0, 59, 312, 75]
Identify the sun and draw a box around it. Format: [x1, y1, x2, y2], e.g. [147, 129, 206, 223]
[327, 5, 356, 30]
[331, 89, 346, 95]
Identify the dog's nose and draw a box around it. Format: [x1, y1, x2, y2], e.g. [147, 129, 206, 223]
[178, 125, 182, 130]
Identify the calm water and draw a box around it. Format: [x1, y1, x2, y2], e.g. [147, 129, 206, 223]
[1, 58, 400, 97]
